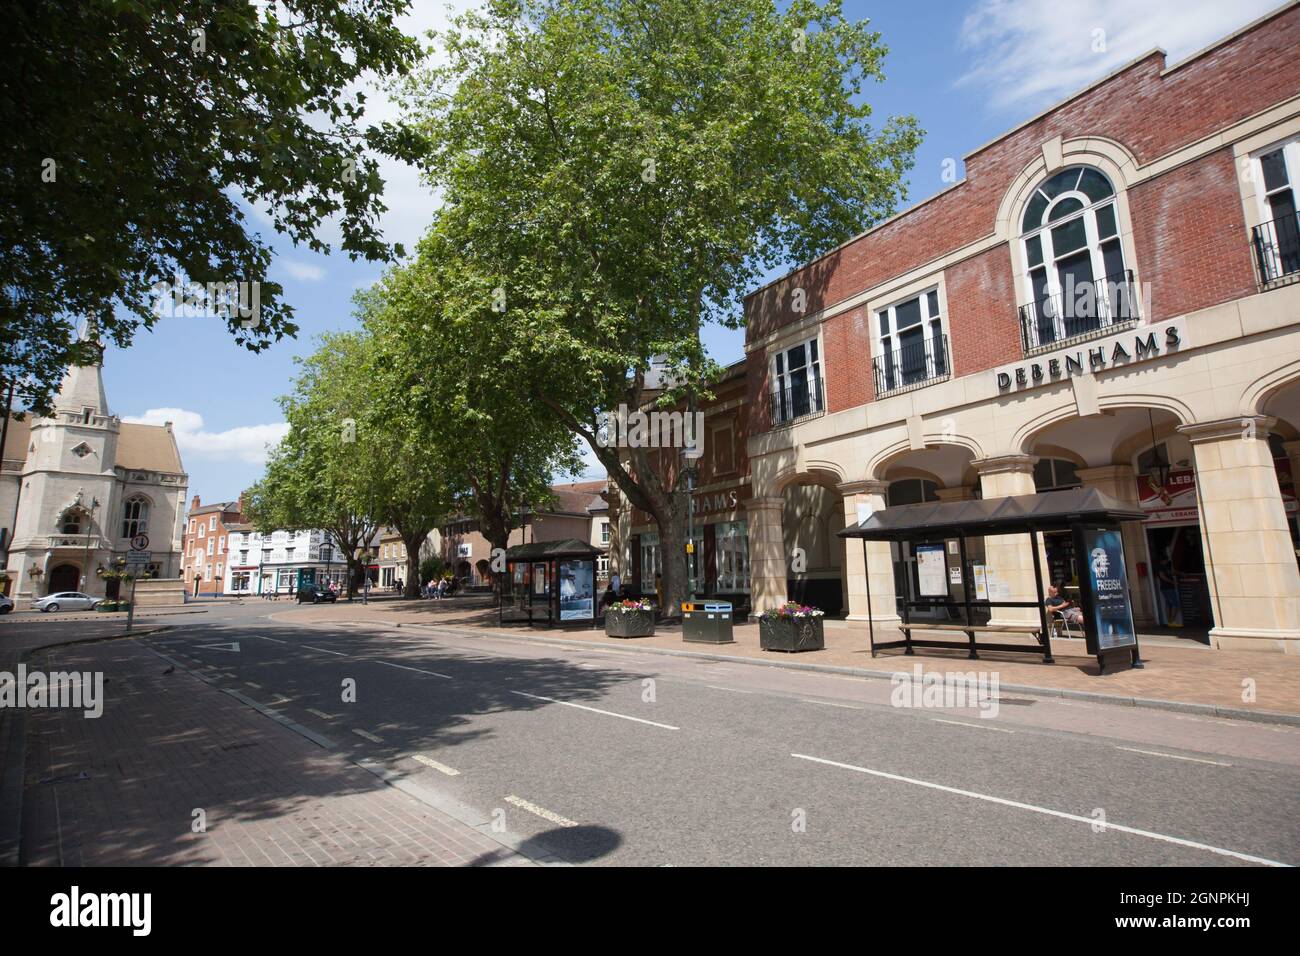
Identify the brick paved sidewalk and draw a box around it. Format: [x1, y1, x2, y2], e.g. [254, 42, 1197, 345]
[16, 639, 532, 866]
[283, 598, 1300, 719]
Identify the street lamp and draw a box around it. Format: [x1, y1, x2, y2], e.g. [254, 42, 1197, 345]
[360, 548, 373, 604]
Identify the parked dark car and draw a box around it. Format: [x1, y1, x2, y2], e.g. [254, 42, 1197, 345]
[296, 585, 337, 604]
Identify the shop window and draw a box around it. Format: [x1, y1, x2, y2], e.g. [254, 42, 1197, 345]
[886, 479, 939, 507]
[1033, 458, 1082, 492]
[715, 520, 750, 592]
[640, 532, 661, 592]
[770, 337, 824, 424]
[874, 288, 948, 395]
[1019, 165, 1135, 350]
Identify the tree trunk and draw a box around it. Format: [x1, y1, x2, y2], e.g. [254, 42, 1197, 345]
[400, 529, 428, 598]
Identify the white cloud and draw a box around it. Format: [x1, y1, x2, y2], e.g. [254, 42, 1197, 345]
[956, 0, 1281, 112]
[282, 260, 326, 282]
[123, 407, 289, 465]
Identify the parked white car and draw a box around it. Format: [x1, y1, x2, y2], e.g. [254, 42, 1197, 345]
[0, 593, 12, 614]
[31, 592, 100, 612]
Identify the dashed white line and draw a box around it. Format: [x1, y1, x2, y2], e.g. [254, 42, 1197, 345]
[706, 685, 754, 694]
[510, 690, 679, 730]
[252, 635, 288, 645]
[373, 659, 452, 679]
[1116, 746, 1231, 766]
[303, 644, 347, 657]
[932, 718, 1015, 733]
[351, 728, 384, 743]
[244, 681, 262, 689]
[504, 795, 578, 828]
[305, 708, 336, 721]
[791, 752, 1289, 867]
[409, 754, 460, 776]
[800, 698, 863, 710]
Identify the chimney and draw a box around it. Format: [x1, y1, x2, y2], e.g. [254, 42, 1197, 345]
[191, 494, 200, 512]
[236, 492, 246, 517]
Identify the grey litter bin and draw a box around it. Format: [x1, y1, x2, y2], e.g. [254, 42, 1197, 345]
[682, 601, 734, 644]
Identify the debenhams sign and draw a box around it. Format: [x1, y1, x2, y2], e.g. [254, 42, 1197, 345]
[995, 318, 1187, 392]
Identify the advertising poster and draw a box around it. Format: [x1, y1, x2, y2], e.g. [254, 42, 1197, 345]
[1080, 526, 1136, 651]
[532, 563, 548, 596]
[916, 544, 948, 597]
[558, 560, 595, 621]
[972, 564, 988, 600]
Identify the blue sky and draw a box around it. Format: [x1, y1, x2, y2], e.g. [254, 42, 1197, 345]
[105, 0, 1282, 503]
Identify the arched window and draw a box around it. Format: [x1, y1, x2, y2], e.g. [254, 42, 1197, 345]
[59, 509, 84, 534]
[886, 479, 939, 507]
[1020, 166, 1136, 350]
[121, 495, 150, 539]
[1033, 458, 1082, 492]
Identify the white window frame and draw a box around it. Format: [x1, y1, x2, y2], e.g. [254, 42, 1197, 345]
[874, 287, 948, 394]
[209, 516, 217, 532]
[770, 335, 824, 424]
[207, 538, 214, 556]
[1251, 136, 1300, 282]
[1019, 166, 1129, 348]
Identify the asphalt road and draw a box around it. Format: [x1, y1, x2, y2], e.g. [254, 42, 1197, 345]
[41, 600, 1300, 866]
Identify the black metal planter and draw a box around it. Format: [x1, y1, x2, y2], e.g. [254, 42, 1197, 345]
[604, 609, 656, 638]
[759, 616, 825, 652]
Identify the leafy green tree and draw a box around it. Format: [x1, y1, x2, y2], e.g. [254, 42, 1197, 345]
[405, 0, 921, 613]
[2, 0, 424, 412]
[246, 332, 384, 599]
[361, 227, 584, 582]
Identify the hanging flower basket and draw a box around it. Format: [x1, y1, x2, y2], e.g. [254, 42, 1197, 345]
[759, 602, 826, 652]
[604, 599, 656, 638]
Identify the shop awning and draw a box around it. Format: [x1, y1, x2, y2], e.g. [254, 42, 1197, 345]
[837, 486, 1146, 541]
[503, 539, 602, 561]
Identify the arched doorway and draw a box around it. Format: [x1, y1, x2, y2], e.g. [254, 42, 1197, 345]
[48, 563, 80, 593]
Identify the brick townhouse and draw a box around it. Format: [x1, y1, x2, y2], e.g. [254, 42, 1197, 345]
[181, 494, 245, 596]
[623, 5, 1300, 652]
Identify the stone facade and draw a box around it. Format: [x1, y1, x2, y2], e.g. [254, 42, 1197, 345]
[1, 356, 187, 600]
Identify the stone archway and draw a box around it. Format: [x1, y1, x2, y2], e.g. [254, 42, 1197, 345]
[48, 563, 80, 593]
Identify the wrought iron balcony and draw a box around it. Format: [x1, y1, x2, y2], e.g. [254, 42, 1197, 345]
[1017, 269, 1140, 355]
[768, 376, 825, 427]
[1251, 213, 1300, 288]
[873, 334, 950, 398]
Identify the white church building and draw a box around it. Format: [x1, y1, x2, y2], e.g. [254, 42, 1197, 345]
[1, 353, 188, 600]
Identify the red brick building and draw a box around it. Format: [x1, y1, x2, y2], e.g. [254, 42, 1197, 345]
[729, 6, 1300, 650]
[181, 495, 246, 596]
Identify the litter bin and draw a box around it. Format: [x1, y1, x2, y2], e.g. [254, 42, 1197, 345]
[682, 600, 734, 644]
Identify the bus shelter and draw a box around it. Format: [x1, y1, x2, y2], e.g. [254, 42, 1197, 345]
[838, 486, 1147, 674]
[499, 539, 602, 629]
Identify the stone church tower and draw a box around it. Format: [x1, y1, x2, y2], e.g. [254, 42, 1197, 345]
[1, 351, 188, 601]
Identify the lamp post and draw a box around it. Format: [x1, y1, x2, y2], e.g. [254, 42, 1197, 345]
[360, 548, 373, 604]
[80, 495, 100, 591]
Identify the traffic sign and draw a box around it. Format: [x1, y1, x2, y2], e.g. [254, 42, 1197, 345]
[126, 550, 151, 567]
[130, 533, 149, 551]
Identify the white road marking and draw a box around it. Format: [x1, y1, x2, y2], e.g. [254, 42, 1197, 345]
[409, 754, 460, 776]
[373, 660, 452, 679]
[306, 708, 336, 721]
[196, 642, 241, 652]
[800, 699, 863, 710]
[302, 644, 347, 657]
[706, 685, 754, 694]
[791, 753, 1289, 867]
[351, 728, 384, 743]
[504, 795, 578, 828]
[932, 718, 1015, 734]
[244, 681, 262, 689]
[510, 690, 679, 730]
[252, 635, 288, 645]
[1116, 746, 1231, 767]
